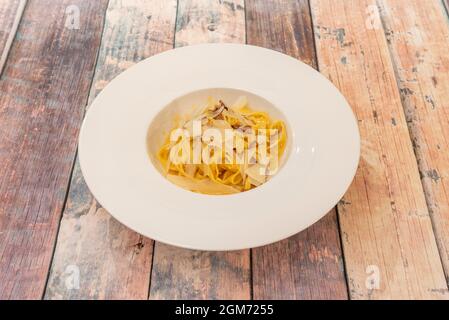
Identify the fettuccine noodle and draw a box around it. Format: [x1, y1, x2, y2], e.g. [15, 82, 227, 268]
[157, 97, 287, 195]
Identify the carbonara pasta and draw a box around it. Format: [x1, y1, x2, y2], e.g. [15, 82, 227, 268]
[156, 97, 287, 195]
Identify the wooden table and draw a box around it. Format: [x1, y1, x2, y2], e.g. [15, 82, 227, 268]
[1, 0, 449, 300]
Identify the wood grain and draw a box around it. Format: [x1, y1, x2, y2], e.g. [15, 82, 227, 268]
[45, 0, 177, 300]
[150, 243, 250, 299]
[0, 0, 26, 74]
[246, 0, 316, 67]
[377, 0, 449, 284]
[0, 0, 108, 299]
[311, 0, 448, 299]
[175, 0, 245, 47]
[246, 0, 348, 300]
[149, 0, 250, 300]
[252, 212, 348, 299]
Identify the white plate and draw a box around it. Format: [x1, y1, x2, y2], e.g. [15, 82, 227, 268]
[79, 44, 360, 251]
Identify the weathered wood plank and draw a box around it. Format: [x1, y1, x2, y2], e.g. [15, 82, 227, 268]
[175, 0, 245, 47]
[149, 0, 250, 300]
[246, 0, 316, 67]
[0, 0, 26, 74]
[311, 0, 448, 299]
[0, 0, 108, 299]
[246, 0, 348, 300]
[150, 243, 250, 299]
[378, 0, 449, 285]
[45, 0, 177, 299]
[252, 212, 348, 299]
